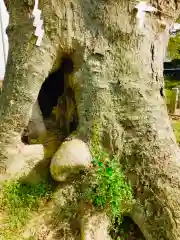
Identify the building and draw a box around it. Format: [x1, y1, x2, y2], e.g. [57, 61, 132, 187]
[0, 0, 9, 80]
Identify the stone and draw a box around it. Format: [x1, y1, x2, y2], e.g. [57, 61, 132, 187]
[50, 139, 92, 182]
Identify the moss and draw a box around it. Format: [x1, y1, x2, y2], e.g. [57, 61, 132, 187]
[82, 124, 133, 224]
[50, 164, 61, 179]
[44, 137, 61, 159]
[0, 180, 52, 239]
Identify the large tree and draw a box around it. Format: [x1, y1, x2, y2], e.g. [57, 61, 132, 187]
[1, 0, 180, 239]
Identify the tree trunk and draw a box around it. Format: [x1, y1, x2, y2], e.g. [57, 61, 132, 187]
[1, 0, 180, 239]
[0, 1, 57, 180]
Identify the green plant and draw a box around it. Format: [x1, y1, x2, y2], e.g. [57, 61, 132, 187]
[165, 89, 172, 105]
[172, 120, 180, 144]
[168, 33, 180, 60]
[117, 233, 129, 240]
[1, 180, 52, 231]
[167, 15, 180, 60]
[165, 78, 180, 90]
[83, 144, 133, 224]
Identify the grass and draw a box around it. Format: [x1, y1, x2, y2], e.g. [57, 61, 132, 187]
[164, 78, 179, 105]
[165, 89, 172, 106]
[172, 120, 180, 144]
[164, 78, 180, 144]
[164, 78, 180, 90]
[165, 77, 179, 106]
[0, 180, 52, 239]
[83, 141, 133, 225]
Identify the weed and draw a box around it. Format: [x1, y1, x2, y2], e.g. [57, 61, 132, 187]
[83, 143, 133, 224]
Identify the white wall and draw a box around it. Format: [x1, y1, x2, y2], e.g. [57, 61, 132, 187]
[0, 1, 9, 79]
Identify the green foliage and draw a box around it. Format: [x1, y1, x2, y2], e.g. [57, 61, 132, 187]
[117, 232, 129, 240]
[165, 89, 172, 105]
[168, 16, 180, 60]
[172, 120, 180, 144]
[168, 34, 180, 60]
[165, 78, 180, 90]
[164, 78, 180, 144]
[116, 229, 129, 240]
[164, 78, 179, 107]
[83, 144, 133, 224]
[0, 180, 52, 232]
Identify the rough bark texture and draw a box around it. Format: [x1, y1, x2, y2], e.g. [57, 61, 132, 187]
[0, 1, 57, 179]
[1, 0, 180, 239]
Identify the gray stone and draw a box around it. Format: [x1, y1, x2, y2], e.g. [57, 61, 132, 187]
[50, 139, 92, 182]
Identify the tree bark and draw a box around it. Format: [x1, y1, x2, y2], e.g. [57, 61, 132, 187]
[1, 0, 180, 239]
[0, 1, 56, 179]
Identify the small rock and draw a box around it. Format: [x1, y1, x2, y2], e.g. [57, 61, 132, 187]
[50, 139, 92, 182]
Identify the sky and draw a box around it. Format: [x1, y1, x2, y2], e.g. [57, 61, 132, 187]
[0, 0, 9, 79]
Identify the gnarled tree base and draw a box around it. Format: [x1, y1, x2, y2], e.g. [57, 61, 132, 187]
[1, 0, 180, 239]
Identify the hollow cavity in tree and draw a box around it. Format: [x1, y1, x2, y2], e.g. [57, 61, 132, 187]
[22, 55, 78, 145]
[38, 56, 74, 118]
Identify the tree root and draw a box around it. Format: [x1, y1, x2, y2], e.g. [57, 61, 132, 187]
[81, 210, 110, 240]
[7, 184, 111, 240]
[0, 143, 44, 183]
